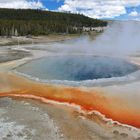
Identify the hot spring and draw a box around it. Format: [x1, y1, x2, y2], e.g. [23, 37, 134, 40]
[16, 55, 139, 85]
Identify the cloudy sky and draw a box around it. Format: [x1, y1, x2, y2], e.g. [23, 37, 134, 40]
[0, 0, 140, 20]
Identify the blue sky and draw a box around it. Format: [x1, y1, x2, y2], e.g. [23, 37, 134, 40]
[40, 0, 64, 10]
[115, 6, 140, 20]
[1, 0, 140, 20]
[39, 0, 140, 20]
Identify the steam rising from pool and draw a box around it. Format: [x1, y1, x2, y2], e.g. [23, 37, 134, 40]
[44, 21, 140, 57]
[14, 21, 140, 87]
[16, 55, 139, 86]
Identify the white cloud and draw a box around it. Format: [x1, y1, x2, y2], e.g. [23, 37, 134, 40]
[129, 10, 138, 17]
[0, 0, 44, 9]
[58, 0, 140, 19]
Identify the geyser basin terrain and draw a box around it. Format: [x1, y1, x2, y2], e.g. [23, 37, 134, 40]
[16, 55, 139, 83]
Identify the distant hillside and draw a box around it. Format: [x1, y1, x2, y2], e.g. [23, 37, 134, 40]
[0, 8, 108, 36]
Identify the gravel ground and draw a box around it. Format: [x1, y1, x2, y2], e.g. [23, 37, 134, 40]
[0, 97, 63, 140]
[0, 97, 139, 140]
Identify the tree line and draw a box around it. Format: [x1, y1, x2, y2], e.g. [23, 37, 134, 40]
[0, 8, 108, 36]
